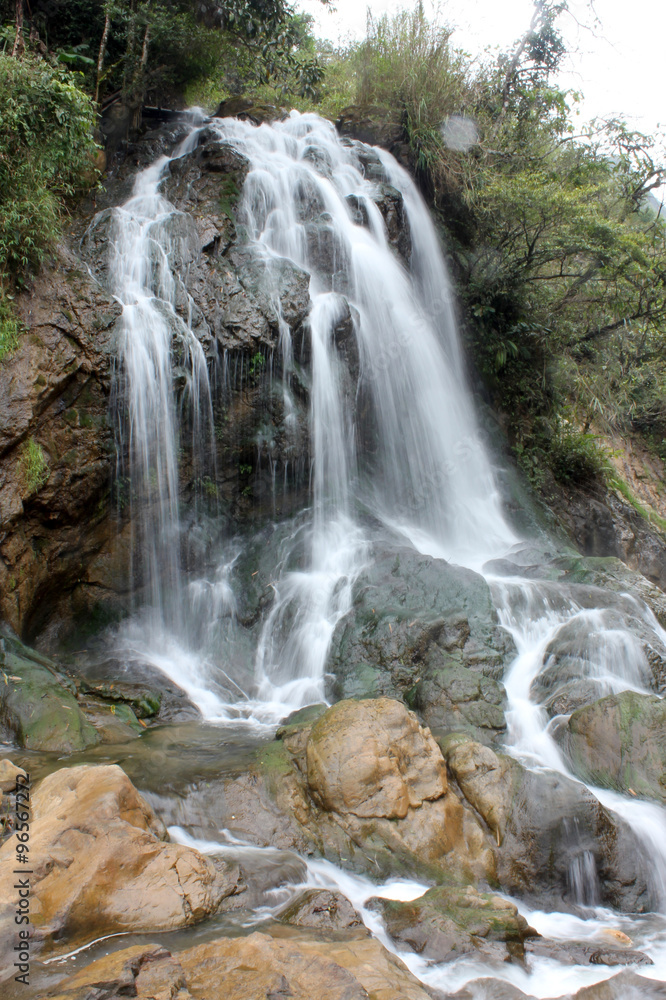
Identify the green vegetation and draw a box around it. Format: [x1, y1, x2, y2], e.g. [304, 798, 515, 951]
[0, 52, 98, 287]
[302, 2, 666, 491]
[0, 0, 328, 113]
[0, 297, 21, 361]
[248, 351, 265, 377]
[1, 0, 664, 498]
[20, 438, 50, 495]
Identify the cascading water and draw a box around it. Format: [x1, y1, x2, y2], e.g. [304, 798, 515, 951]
[96, 110, 666, 996]
[107, 125, 215, 633]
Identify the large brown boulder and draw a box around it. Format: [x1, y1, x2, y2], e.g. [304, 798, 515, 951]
[306, 696, 447, 818]
[46, 932, 433, 1000]
[205, 698, 496, 885]
[0, 764, 241, 979]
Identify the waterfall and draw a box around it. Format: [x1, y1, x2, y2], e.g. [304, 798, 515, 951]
[107, 127, 215, 636]
[99, 110, 666, 992]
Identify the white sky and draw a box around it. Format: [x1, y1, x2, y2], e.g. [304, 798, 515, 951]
[298, 0, 666, 143]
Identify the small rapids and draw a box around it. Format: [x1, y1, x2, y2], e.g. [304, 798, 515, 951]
[88, 110, 666, 997]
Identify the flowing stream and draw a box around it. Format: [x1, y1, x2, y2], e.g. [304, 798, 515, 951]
[98, 111, 666, 996]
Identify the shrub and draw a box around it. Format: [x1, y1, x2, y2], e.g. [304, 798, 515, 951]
[0, 54, 98, 284]
[549, 425, 610, 485]
[353, 7, 471, 174]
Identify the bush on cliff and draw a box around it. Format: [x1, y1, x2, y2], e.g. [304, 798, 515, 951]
[0, 53, 98, 284]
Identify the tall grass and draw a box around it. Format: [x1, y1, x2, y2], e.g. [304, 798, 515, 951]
[354, 7, 471, 174]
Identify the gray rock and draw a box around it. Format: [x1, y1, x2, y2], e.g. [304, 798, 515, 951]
[328, 543, 515, 743]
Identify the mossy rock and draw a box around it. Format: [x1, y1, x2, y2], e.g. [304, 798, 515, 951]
[368, 885, 536, 963]
[0, 633, 99, 753]
[276, 703, 327, 739]
[558, 690, 666, 803]
[79, 678, 162, 719]
[327, 543, 514, 742]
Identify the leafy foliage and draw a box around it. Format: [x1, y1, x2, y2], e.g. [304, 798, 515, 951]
[0, 0, 326, 109]
[307, 2, 666, 484]
[0, 53, 98, 283]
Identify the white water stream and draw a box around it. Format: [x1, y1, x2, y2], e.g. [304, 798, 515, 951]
[96, 111, 666, 996]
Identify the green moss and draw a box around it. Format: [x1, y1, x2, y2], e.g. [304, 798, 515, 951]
[0, 632, 99, 752]
[218, 174, 240, 219]
[255, 739, 293, 777]
[610, 475, 666, 534]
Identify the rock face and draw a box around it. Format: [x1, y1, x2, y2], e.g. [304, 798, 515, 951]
[547, 478, 666, 591]
[0, 247, 121, 641]
[0, 764, 241, 976]
[0, 125, 316, 643]
[558, 691, 666, 803]
[329, 544, 515, 743]
[369, 885, 537, 963]
[46, 933, 433, 1000]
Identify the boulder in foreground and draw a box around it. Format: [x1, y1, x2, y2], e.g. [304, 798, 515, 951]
[46, 932, 433, 1000]
[0, 764, 242, 979]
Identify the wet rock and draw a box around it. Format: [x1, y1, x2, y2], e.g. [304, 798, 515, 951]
[369, 885, 537, 963]
[47, 932, 433, 1000]
[558, 691, 666, 803]
[214, 98, 289, 125]
[0, 247, 122, 640]
[278, 888, 366, 932]
[571, 969, 666, 998]
[551, 553, 666, 630]
[304, 218, 350, 293]
[306, 697, 447, 818]
[440, 734, 512, 841]
[76, 695, 144, 743]
[0, 764, 242, 974]
[374, 183, 412, 264]
[0, 631, 99, 752]
[227, 245, 311, 332]
[346, 192, 370, 227]
[529, 592, 666, 716]
[526, 937, 653, 967]
[328, 543, 515, 744]
[440, 733, 651, 913]
[225, 698, 496, 885]
[277, 702, 328, 737]
[78, 676, 162, 718]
